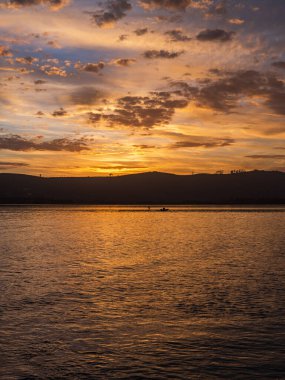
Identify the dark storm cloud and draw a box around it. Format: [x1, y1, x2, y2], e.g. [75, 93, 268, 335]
[70, 87, 105, 106]
[246, 155, 285, 159]
[170, 138, 235, 149]
[0, 134, 90, 152]
[2, 0, 69, 9]
[165, 30, 191, 42]
[196, 29, 235, 42]
[52, 107, 67, 117]
[96, 92, 188, 128]
[171, 70, 285, 115]
[134, 28, 148, 36]
[92, 0, 132, 27]
[198, 70, 285, 115]
[144, 50, 184, 59]
[272, 61, 285, 70]
[139, 0, 192, 10]
[173, 70, 285, 116]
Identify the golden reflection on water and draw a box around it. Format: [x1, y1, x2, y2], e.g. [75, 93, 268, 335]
[0, 206, 285, 379]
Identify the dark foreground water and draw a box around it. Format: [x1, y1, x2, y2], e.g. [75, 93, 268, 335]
[0, 206, 285, 380]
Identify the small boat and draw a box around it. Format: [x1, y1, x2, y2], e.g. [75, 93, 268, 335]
[159, 207, 169, 212]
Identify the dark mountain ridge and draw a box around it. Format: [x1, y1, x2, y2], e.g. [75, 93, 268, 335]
[0, 171, 285, 204]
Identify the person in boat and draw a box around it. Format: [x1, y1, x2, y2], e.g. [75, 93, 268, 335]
[160, 207, 169, 212]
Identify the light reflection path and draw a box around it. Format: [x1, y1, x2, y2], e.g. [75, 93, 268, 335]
[0, 206, 284, 379]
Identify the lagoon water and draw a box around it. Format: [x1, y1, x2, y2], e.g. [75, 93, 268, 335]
[0, 206, 285, 379]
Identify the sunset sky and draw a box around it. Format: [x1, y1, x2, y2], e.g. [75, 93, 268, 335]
[0, 0, 284, 176]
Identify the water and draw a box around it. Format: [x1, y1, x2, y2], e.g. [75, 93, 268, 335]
[0, 206, 285, 379]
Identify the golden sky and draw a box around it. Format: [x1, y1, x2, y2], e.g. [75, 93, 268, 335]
[0, 0, 285, 176]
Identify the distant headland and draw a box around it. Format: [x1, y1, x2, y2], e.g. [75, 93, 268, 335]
[0, 170, 285, 205]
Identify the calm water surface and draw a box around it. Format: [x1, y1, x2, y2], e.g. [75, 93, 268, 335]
[0, 206, 285, 379]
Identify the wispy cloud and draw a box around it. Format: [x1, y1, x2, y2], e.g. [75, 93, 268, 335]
[139, 0, 191, 10]
[0, 134, 90, 152]
[2, 0, 70, 10]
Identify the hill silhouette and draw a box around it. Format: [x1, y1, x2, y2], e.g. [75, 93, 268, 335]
[0, 171, 285, 204]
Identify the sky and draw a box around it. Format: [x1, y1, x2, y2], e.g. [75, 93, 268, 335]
[0, 0, 285, 177]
